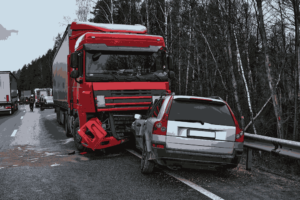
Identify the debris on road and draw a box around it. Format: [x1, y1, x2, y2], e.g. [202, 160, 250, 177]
[51, 163, 60, 167]
[68, 151, 75, 155]
[80, 152, 87, 155]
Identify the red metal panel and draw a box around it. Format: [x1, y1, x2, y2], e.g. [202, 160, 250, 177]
[93, 82, 169, 90]
[101, 96, 152, 100]
[105, 102, 151, 106]
[97, 107, 149, 112]
[77, 117, 107, 151]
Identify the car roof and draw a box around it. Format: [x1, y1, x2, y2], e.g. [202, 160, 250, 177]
[168, 95, 225, 104]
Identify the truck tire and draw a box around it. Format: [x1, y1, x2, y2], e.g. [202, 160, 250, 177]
[141, 142, 154, 174]
[56, 108, 61, 124]
[73, 118, 85, 152]
[64, 113, 72, 137]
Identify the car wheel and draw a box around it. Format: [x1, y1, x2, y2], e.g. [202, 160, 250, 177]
[73, 118, 85, 152]
[64, 113, 72, 137]
[141, 142, 154, 174]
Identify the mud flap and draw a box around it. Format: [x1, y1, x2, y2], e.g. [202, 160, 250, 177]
[77, 117, 107, 151]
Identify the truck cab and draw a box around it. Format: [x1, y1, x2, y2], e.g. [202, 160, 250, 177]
[53, 22, 175, 151]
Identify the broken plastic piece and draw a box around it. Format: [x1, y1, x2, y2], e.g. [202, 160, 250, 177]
[77, 117, 107, 151]
[68, 151, 75, 155]
[80, 152, 87, 155]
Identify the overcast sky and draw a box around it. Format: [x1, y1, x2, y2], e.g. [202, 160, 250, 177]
[0, 0, 89, 72]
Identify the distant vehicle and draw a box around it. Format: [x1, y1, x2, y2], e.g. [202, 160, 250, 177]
[34, 88, 52, 107]
[40, 96, 54, 110]
[53, 21, 174, 152]
[0, 71, 18, 115]
[131, 94, 244, 174]
[20, 90, 31, 104]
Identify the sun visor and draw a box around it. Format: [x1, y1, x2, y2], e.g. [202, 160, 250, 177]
[83, 44, 162, 52]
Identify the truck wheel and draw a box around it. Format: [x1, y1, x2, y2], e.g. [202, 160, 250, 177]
[64, 113, 72, 137]
[56, 108, 61, 124]
[73, 118, 85, 152]
[141, 142, 154, 174]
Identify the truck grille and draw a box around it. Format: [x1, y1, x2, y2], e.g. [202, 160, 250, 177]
[112, 113, 135, 138]
[95, 90, 163, 109]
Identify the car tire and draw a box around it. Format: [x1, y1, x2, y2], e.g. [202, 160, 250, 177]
[65, 113, 72, 137]
[141, 142, 154, 174]
[73, 118, 85, 152]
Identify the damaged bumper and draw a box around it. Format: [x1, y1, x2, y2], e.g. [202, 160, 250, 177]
[77, 117, 128, 150]
[151, 147, 243, 169]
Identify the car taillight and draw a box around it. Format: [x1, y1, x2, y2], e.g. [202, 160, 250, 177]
[5, 106, 11, 109]
[152, 97, 173, 136]
[224, 101, 244, 143]
[6, 95, 9, 102]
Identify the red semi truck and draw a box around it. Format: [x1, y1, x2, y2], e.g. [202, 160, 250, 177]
[52, 22, 174, 151]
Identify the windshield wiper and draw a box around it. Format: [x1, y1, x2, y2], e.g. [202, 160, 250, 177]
[174, 119, 204, 125]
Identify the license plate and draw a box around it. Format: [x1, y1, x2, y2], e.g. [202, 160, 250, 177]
[188, 130, 215, 138]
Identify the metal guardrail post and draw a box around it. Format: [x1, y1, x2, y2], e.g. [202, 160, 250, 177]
[246, 148, 252, 170]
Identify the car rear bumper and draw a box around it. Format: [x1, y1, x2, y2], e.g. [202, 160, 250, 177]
[151, 147, 243, 169]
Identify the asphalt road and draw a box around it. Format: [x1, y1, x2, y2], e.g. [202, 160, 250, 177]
[0, 104, 299, 200]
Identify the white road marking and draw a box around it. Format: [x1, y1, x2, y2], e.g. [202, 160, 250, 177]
[11, 129, 18, 137]
[126, 149, 224, 200]
[62, 138, 74, 144]
[20, 116, 23, 119]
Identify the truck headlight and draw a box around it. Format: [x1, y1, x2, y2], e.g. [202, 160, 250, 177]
[97, 95, 105, 107]
[152, 96, 160, 103]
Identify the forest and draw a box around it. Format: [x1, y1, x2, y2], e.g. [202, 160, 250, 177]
[13, 0, 300, 142]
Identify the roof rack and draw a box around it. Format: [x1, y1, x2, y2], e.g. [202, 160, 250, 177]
[208, 96, 223, 101]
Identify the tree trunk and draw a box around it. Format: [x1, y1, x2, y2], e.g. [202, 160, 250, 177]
[256, 0, 283, 138]
[234, 30, 257, 134]
[185, 5, 191, 95]
[111, 0, 114, 24]
[293, 0, 299, 141]
[178, 0, 182, 95]
[146, 0, 149, 33]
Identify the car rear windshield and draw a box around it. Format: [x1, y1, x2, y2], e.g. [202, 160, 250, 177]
[168, 100, 235, 126]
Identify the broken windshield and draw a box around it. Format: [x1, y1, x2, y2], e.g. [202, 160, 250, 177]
[85, 51, 168, 82]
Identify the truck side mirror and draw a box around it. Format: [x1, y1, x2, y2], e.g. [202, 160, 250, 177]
[70, 70, 79, 78]
[71, 53, 78, 68]
[168, 71, 175, 79]
[167, 56, 174, 70]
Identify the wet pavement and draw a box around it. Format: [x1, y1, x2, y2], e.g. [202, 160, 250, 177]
[0, 104, 299, 200]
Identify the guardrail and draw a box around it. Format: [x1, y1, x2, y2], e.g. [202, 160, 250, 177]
[244, 133, 300, 170]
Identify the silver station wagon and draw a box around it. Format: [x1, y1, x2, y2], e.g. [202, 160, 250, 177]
[131, 94, 244, 174]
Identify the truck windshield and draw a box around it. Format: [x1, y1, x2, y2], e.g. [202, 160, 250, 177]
[85, 51, 168, 82]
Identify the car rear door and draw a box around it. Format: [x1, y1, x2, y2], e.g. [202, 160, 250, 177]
[166, 98, 236, 155]
[145, 98, 166, 149]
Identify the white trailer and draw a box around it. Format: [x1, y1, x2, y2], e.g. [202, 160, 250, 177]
[0, 71, 18, 114]
[34, 88, 52, 107]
